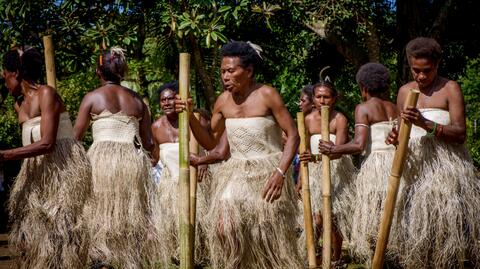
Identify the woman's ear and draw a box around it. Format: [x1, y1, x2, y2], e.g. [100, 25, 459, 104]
[246, 65, 254, 78]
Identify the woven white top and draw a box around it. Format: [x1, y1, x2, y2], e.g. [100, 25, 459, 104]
[225, 116, 282, 159]
[159, 142, 180, 179]
[365, 121, 397, 155]
[310, 134, 336, 155]
[22, 112, 74, 146]
[91, 110, 140, 143]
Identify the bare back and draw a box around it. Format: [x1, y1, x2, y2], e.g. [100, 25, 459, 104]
[87, 85, 145, 117]
[74, 84, 153, 151]
[360, 97, 398, 125]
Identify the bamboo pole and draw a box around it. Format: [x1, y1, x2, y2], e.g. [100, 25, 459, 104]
[320, 106, 332, 269]
[189, 112, 200, 250]
[179, 53, 193, 269]
[372, 89, 420, 269]
[42, 35, 57, 89]
[297, 112, 318, 269]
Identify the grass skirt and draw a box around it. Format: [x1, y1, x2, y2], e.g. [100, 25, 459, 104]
[397, 137, 480, 268]
[85, 141, 153, 269]
[308, 156, 356, 225]
[8, 139, 92, 269]
[342, 151, 408, 264]
[151, 166, 210, 267]
[297, 156, 356, 258]
[205, 153, 303, 269]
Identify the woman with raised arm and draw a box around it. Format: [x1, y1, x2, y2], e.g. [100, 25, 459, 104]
[1, 47, 92, 269]
[74, 47, 155, 269]
[297, 81, 356, 265]
[319, 63, 404, 265]
[176, 41, 302, 269]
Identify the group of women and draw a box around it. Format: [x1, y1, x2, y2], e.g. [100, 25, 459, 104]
[295, 38, 480, 269]
[0, 37, 478, 269]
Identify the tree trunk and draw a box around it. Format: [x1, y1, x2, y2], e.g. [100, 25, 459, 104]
[365, 22, 380, 62]
[188, 34, 216, 110]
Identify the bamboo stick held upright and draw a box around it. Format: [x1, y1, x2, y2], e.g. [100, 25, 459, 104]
[372, 89, 420, 269]
[178, 53, 193, 269]
[189, 112, 200, 246]
[297, 112, 317, 269]
[43, 35, 57, 89]
[320, 106, 332, 269]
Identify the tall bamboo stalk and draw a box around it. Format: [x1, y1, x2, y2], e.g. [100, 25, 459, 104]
[43, 35, 57, 89]
[320, 106, 332, 269]
[297, 112, 317, 268]
[189, 112, 200, 251]
[179, 53, 193, 269]
[372, 89, 420, 269]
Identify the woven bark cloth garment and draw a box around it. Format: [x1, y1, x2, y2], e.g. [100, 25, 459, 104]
[341, 121, 406, 265]
[84, 110, 154, 269]
[297, 133, 356, 259]
[151, 142, 210, 267]
[205, 116, 303, 269]
[396, 108, 480, 269]
[8, 112, 92, 269]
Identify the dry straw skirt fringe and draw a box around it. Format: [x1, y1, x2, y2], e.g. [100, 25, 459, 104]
[341, 151, 411, 265]
[85, 141, 154, 269]
[297, 156, 356, 258]
[8, 139, 92, 269]
[151, 167, 210, 267]
[205, 152, 303, 269]
[397, 137, 480, 269]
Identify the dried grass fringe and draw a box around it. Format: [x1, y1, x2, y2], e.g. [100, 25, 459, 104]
[297, 156, 357, 259]
[397, 137, 480, 269]
[205, 153, 303, 269]
[341, 151, 409, 265]
[151, 164, 210, 267]
[85, 141, 155, 269]
[8, 139, 92, 269]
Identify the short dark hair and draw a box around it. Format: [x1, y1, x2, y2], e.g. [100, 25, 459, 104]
[97, 47, 128, 83]
[20, 48, 44, 82]
[355, 62, 390, 94]
[157, 81, 179, 96]
[3, 49, 21, 73]
[406, 37, 442, 63]
[301, 84, 314, 102]
[220, 41, 262, 74]
[312, 81, 337, 98]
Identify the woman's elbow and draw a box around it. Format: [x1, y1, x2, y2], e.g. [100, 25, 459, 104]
[40, 141, 56, 153]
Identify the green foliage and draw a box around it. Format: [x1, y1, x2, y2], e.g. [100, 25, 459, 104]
[57, 69, 98, 146]
[0, 96, 21, 149]
[458, 56, 480, 167]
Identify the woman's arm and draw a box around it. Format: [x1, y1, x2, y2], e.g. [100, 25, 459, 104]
[139, 101, 155, 152]
[190, 132, 230, 166]
[320, 104, 369, 156]
[73, 92, 93, 140]
[1, 86, 61, 160]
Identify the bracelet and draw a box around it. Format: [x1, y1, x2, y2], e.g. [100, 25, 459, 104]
[275, 167, 286, 178]
[426, 121, 437, 137]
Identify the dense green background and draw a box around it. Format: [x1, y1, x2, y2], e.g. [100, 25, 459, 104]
[0, 0, 479, 164]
